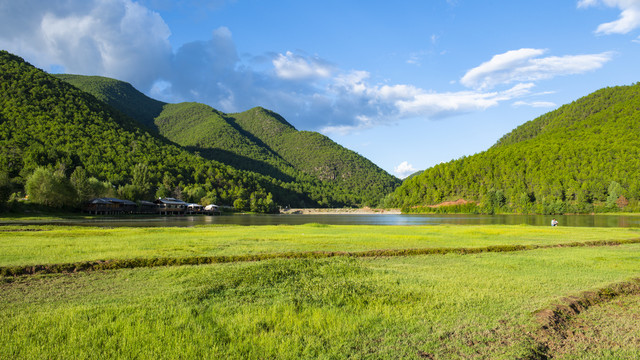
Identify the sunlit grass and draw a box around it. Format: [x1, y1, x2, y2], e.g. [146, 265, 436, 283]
[2, 243, 640, 359]
[2, 224, 640, 358]
[1, 224, 639, 267]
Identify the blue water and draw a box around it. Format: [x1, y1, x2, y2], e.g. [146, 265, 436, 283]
[8, 213, 640, 227]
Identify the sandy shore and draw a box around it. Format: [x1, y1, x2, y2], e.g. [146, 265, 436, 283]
[279, 207, 401, 215]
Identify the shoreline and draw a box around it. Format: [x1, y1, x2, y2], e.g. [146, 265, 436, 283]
[279, 207, 401, 215]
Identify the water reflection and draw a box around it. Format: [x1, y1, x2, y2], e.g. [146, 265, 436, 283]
[6, 213, 640, 227]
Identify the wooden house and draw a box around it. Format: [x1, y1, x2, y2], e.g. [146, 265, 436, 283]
[204, 204, 221, 215]
[138, 200, 159, 214]
[186, 203, 204, 214]
[154, 197, 187, 215]
[84, 197, 137, 215]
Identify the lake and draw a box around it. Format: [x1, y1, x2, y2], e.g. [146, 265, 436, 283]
[7, 213, 640, 227]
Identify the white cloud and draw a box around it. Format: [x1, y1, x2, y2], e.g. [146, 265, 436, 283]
[578, 0, 640, 34]
[406, 54, 421, 65]
[394, 161, 418, 179]
[163, 26, 245, 111]
[461, 48, 613, 90]
[578, 0, 599, 6]
[0, 1, 615, 136]
[512, 100, 557, 108]
[394, 83, 535, 117]
[461, 48, 545, 89]
[320, 115, 376, 135]
[0, 0, 172, 91]
[273, 51, 333, 80]
[320, 72, 535, 130]
[321, 124, 368, 136]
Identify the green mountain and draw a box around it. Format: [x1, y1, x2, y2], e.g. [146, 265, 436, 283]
[390, 82, 640, 214]
[232, 107, 397, 202]
[54, 74, 164, 130]
[55, 74, 400, 207]
[0, 50, 279, 211]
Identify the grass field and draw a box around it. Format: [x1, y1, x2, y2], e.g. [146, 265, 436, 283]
[2, 224, 640, 359]
[2, 224, 639, 267]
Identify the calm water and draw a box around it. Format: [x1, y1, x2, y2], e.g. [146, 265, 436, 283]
[9, 213, 640, 227]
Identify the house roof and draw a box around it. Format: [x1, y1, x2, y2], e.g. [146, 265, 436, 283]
[155, 197, 188, 205]
[90, 197, 137, 205]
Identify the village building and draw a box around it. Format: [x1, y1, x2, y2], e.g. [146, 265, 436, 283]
[84, 197, 138, 215]
[154, 197, 188, 215]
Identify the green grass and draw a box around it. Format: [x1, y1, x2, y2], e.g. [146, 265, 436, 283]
[545, 293, 640, 359]
[1, 224, 639, 267]
[2, 225, 640, 359]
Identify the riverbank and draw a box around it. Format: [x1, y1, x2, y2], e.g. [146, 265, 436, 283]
[279, 207, 401, 214]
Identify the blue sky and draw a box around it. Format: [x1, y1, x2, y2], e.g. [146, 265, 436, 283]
[2, 0, 640, 178]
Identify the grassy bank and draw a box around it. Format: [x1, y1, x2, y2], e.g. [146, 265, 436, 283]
[540, 290, 640, 359]
[2, 224, 640, 359]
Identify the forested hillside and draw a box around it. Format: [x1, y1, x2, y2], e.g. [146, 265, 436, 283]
[232, 107, 399, 206]
[0, 51, 278, 212]
[57, 74, 400, 207]
[390, 82, 640, 214]
[152, 103, 304, 182]
[54, 74, 164, 130]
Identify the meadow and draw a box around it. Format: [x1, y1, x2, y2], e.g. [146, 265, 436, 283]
[2, 224, 640, 359]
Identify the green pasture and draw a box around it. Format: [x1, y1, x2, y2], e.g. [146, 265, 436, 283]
[1, 224, 639, 267]
[2, 224, 640, 359]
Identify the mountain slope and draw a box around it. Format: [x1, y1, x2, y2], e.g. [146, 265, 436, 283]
[232, 107, 399, 205]
[57, 74, 400, 207]
[0, 51, 277, 211]
[152, 103, 298, 181]
[54, 74, 164, 130]
[391, 83, 640, 213]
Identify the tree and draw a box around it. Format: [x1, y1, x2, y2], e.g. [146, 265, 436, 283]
[606, 181, 624, 209]
[155, 184, 171, 199]
[25, 167, 76, 208]
[70, 166, 92, 204]
[88, 178, 115, 199]
[233, 198, 247, 211]
[132, 163, 153, 199]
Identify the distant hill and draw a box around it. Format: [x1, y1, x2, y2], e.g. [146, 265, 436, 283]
[230, 107, 399, 206]
[391, 83, 640, 214]
[56, 74, 400, 206]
